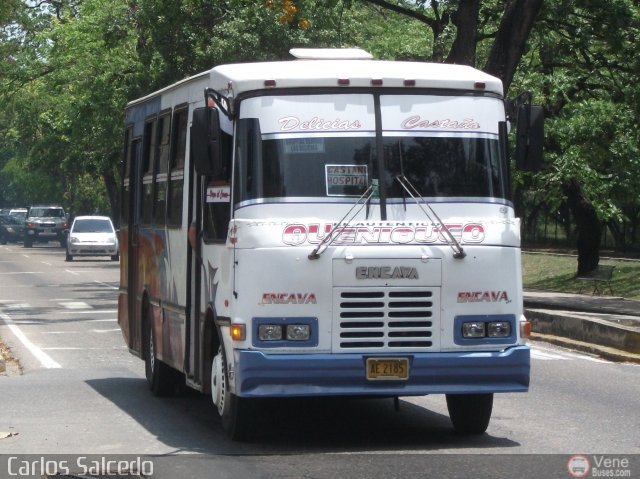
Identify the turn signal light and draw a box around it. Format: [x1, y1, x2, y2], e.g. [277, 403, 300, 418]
[230, 323, 246, 341]
[520, 320, 531, 338]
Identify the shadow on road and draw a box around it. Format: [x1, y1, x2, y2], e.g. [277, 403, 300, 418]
[85, 377, 520, 454]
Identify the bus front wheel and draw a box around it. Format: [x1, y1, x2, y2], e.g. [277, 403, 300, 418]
[211, 345, 253, 440]
[446, 393, 493, 434]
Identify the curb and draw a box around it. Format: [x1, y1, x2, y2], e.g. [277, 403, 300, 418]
[529, 333, 640, 364]
[526, 307, 640, 356]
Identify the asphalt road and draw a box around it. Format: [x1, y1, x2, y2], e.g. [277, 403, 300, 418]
[0, 243, 638, 478]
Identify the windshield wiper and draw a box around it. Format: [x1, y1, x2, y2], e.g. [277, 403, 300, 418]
[395, 174, 466, 259]
[308, 180, 378, 260]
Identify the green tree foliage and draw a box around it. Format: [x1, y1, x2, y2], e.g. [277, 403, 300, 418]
[0, 0, 638, 265]
[513, 0, 640, 254]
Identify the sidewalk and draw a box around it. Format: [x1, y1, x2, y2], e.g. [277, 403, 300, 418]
[524, 290, 640, 363]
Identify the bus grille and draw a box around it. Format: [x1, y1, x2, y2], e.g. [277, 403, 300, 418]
[333, 287, 439, 352]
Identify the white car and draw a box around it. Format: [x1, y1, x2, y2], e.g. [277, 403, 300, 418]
[66, 216, 119, 261]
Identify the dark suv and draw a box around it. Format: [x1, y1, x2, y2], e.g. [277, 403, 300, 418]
[24, 206, 68, 247]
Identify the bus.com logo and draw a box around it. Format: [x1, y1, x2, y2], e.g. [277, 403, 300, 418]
[568, 455, 591, 478]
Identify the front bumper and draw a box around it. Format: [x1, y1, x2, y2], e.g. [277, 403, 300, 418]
[26, 228, 63, 238]
[233, 345, 530, 397]
[68, 243, 118, 256]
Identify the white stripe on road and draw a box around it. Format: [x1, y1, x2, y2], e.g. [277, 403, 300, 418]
[65, 269, 79, 276]
[531, 345, 611, 363]
[0, 311, 61, 369]
[94, 280, 118, 290]
[559, 350, 610, 364]
[58, 301, 91, 309]
[40, 328, 120, 334]
[65, 310, 117, 314]
[0, 271, 43, 275]
[531, 349, 570, 361]
[41, 347, 127, 350]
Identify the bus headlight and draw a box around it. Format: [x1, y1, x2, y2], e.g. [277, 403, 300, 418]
[258, 324, 283, 341]
[462, 322, 486, 338]
[487, 321, 511, 338]
[286, 324, 310, 341]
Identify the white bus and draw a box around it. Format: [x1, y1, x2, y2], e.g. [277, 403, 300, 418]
[118, 48, 543, 440]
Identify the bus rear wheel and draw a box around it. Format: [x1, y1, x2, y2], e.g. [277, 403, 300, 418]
[144, 306, 183, 396]
[446, 393, 493, 434]
[211, 345, 253, 440]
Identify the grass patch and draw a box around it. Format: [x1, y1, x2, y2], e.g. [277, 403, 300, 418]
[522, 252, 640, 300]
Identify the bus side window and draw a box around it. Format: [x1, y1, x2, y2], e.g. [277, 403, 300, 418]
[203, 129, 232, 242]
[167, 107, 187, 227]
[141, 118, 156, 226]
[154, 112, 171, 226]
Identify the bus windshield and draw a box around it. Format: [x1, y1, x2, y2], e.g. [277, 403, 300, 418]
[234, 93, 508, 208]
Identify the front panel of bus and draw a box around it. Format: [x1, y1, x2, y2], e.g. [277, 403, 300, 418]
[211, 90, 529, 398]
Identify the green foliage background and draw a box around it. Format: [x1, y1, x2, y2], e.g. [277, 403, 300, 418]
[0, 0, 638, 247]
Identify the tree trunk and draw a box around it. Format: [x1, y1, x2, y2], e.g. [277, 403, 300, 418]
[483, 0, 544, 95]
[446, 0, 480, 66]
[564, 178, 601, 275]
[103, 172, 119, 227]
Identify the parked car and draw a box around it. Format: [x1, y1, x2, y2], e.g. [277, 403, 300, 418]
[0, 215, 25, 244]
[24, 205, 68, 247]
[9, 208, 28, 223]
[66, 216, 119, 261]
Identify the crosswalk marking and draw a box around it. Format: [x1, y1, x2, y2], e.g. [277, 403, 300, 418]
[58, 301, 91, 309]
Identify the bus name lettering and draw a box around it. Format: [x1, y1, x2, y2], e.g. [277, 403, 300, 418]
[457, 291, 510, 303]
[401, 116, 480, 130]
[282, 223, 485, 245]
[279, 116, 362, 131]
[261, 293, 318, 305]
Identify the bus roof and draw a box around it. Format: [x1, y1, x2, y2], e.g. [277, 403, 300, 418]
[126, 51, 504, 109]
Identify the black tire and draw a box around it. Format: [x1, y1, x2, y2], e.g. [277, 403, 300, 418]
[65, 251, 73, 261]
[144, 304, 183, 396]
[446, 393, 493, 434]
[211, 345, 254, 440]
[111, 254, 119, 261]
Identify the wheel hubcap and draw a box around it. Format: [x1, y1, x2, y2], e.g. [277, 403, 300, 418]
[211, 348, 225, 415]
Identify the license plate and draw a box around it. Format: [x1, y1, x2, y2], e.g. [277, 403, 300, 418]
[366, 358, 409, 380]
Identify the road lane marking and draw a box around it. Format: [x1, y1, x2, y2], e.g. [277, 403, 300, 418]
[530, 348, 570, 361]
[41, 331, 81, 334]
[65, 269, 80, 276]
[59, 301, 91, 309]
[94, 280, 118, 290]
[0, 311, 61, 369]
[531, 345, 612, 363]
[64, 310, 117, 314]
[41, 346, 127, 350]
[0, 271, 43, 275]
[92, 328, 120, 333]
[560, 350, 610, 364]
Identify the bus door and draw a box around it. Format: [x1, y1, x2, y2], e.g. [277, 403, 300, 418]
[127, 138, 143, 353]
[185, 138, 204, 386]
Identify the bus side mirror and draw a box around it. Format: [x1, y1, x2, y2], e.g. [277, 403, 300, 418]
[515, 105, 544, 171]
[191, 107, 223, 176]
